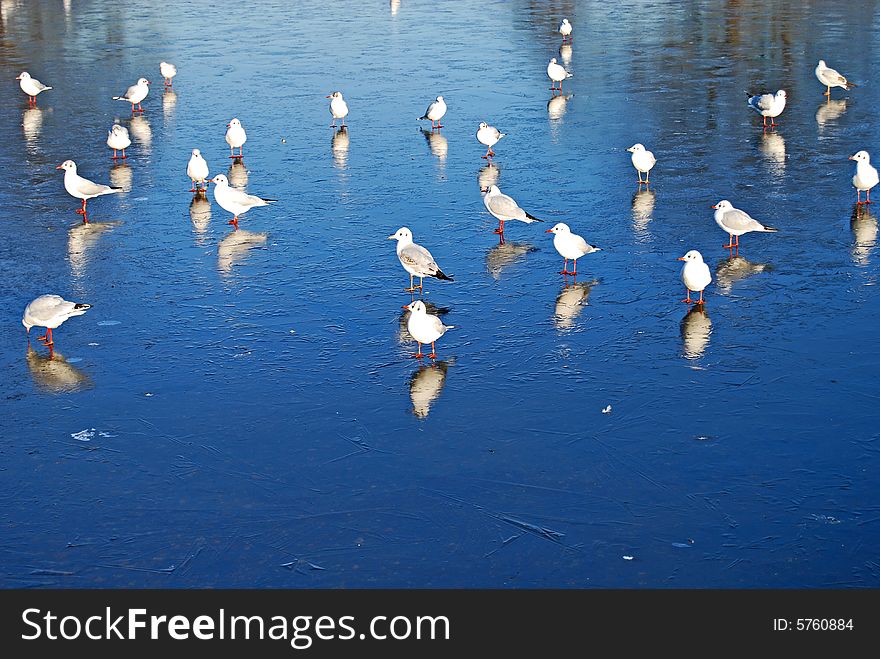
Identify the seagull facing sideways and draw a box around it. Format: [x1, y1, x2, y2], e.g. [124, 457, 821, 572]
[481, 185, 544, 235]
[815, 60, 857, 97]
[56, 160, 122, 222]
[747, 89, 786, 128]
[210, 173, 276, 229]
[16, 71, 52, 106]
[113, 77, 150, 113]
[546, 222, 600, 276]
[388, 227, 454, 293]
[418, 95, 447, 130]
[22, 295, 91, 350]
[712, 200, 778, 250]
[849, 150, 879, 205]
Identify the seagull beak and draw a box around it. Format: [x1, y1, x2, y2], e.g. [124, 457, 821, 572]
[226, 123, 231, 127]
[387, 234, 396, 240]
[146, 80, 152, 85]
[325, 95, 332, 99]
[401, 305, 411, 310]
[480, 187, 488, 193]
[545, 229, 553, 233]
[678, 256, 686, 261]
[848, 155, 855, 160]
[15, 74, 22, 80]
[55, 164, 64, 169]
[711, 204, 717, 209]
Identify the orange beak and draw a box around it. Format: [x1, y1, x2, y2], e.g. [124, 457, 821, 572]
[711, 204, 717, 209]
[848, 155, 855, 160]
[15, 74, 22, 80]
[401, 304, 411, 310]
[545, 229, 553, 233]
[55, 164, 64, 169]
[678, 256, 686, 261]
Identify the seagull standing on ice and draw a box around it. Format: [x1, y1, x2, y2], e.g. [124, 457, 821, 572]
[225, 118, 246, 159]
[418, 95, 447, 130]
[547, 58, 572, 91]
[159, 61, 177, 87]
[481, 185, 544, 235]
[678, 250, 712, 305]
[106, 124, 131, 160]
[113, 77, 150, 113]
[210, 173, 275, 229]
[388, 227, 454, 293]
[747, 89, 786, 128]
[326, 91, 349, 127]
[22, 295, 91, 350]
[546, 223, 600, 276]
[187, 149, 210, 193]
[712, 200, 778, 250]
[849, 150, 879, 205]
[626, 143, 656, 184]
[56, 160, 121, 222]
[558, 18, 572, 42]
[476, 122, 505, 159]
[403, 300, 453, 359]
[16, 72, 51, 106]
[815, 60, 857, 97]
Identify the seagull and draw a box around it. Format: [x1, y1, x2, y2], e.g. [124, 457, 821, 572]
[712, 200, 778, 250]
[546, 223, 600, 276]
[387, 227, 454, 293]
[16, 71, 51, 106]
[210, 173, 275, 229]
[559, 18, 572, 42]
[56, 160, 122, 222]
[159, 61, 177, 87]
[815, 60, 857, 97]
[113, 77, 150, 113]
[747, 89, 786, 128]
[106, 124, 131, 160]
[849, 150, 879, 204]
[476, 122, 505, 159]
[626, 143, 656, 184]
[678, 250, 712, 305]
[418, 95, 447, 130]
[326, 91, 349, 128]
[187, 148, 210, 193]
[225, 118, 246, 159]
[403, 300, 453, 359]
[547, 58, 572, 91]
[22, 295, 91, 350]
[481, 184, 544, 235]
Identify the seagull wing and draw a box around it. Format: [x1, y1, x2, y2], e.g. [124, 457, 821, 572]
[722, 208, 764, 232]
[399, 243, 439, 275]
[486, 193, 526, 220]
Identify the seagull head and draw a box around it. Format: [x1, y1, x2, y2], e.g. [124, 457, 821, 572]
[478, 122, 489, 129]
[850, 150, 870, 163]
[137, 77, 151, 86]
[326, 91, 343, 99]
[210, 174, 229, 186]
[776, 90, 787, 98]
[227, 118, 241, 128]
[16, 72, 30, 81]
[387, 227, 413, 242]
[192, 148, 202, 157]
[818, 59, 826, 67]
[678, 250, 704, 263]
[403, 300, 427, 314]
[55, 160, 76, 172]
[711, 200, 732, 210]
[627, 143, 645, 153]
[480, 184, 500, 195]
[436, 95, 444, 102]
[546, 222, 570, 234]
[549, 57, 558, 64]
[562, 18, 570, 24]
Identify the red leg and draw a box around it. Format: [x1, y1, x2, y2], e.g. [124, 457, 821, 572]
[76, 199, 87, 215]
[723, 233, 736, 249]
[121, 148, 126, 159]
[411, 343, 424, 359]
[681, 288, 694, 304]
[559, 258, 568, 275]
[696, 290, 705, 305]
[493, 219, 505, 235]
[572, 259, 578, 277]
[868, 189, 873, 204]
[427, 342, 437, 359]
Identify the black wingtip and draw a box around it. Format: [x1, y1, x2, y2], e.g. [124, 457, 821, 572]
[435, 270, 454, 282]
[261, 198, 278, 203]
[525, 212, 544, 222]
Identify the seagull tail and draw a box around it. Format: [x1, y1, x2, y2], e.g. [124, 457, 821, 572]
[112, 96, 128, 101]
[418, 114, 429, 120]
[44, 86, 53, 91]
[524, 212, 544, 222]
[260, 198, 278, 203]
[760, 225, 779, 232]
[498, 133, 507, 140]
[434, 269, 454, 282]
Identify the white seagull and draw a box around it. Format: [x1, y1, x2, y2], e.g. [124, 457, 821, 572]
[559, 18, 572, 42]
[326, 91, 349, 127]
[22, 295, 91, 349]
[225, 118, 247, 159]
[113, 77, 150, 113]
[16, 71, 51, 106]
[547, 58, 572, 91]
[403, 300, 454, 359]
[678, 250, 712, 305]
[210, 173, 275, 229]
[712, 200, 778, 250]
[388, 227, 454, 293]
[56, 160, 121, 221]
[747, 89, 786, 128]
[849, 150, 879, 205]
[418, 95, 447, 130]
[481, 184, 544, 235]
[159, 61, 177, 87]
[626, 143, 656, 184]
[106, 124, 131, 160]
[476, 122, 505, 159]
[815, 60, 857, 97]
[187, 148, 210, 193]
[546, 222, 600, 276]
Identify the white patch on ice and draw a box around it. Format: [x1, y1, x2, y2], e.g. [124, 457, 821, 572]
[71, 428, 95, 442]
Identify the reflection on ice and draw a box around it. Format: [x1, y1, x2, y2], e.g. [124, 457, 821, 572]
[714, 254, 771, 294]
[816, 99, 847, 129]
[554, 280, 597, 329]
[390, 0, 400, 16]
[217, 229, 268, 274]
[631, 188, 655, 239]
[485, 241, 537, 280]
[851, 205, 877, 266]
[109, 162, 132, 192]
[680, 306, 711, 360]
[559, 43, 572, 65]
[26, 347, 93, 393]
[128, 115, 152, 149]
[227, 159, 249, 189]
[421, 128, 448, 162]
[332, 126, 350, 170]
[478, 162, 500, 191]
[22, 107, 43, 149]
[163, 89, 177, 118]
[190, 194, 211, 238]
[759, 131, 785, 177]
[409, 361, 449, 419]
[547, 93, 572, 122]
[68, 221, 119, 280]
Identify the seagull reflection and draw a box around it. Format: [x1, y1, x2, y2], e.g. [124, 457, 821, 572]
[68, 222, 118, 280]
[554, 280, 597, 329]
[478, 162, 500, 191]
[190, 193, 211, 238]
[390, 0, 400, 16]
[22, 107, 43, 148]
[547, 93, 572, 122]
[332, 126, 350, 170]
[485, 241, 537, 280]
[217, 230, 268, 274]
[680, 305, 711, 360]
[227, 159, 249, 189]
[714, 254, 771, 294]
[631, 188, 655, 239]
[410, 361, 449, 419]
[421, 128, 448, 161]
[759, 131, 785, 177]
[128, 115, 151, 149]
[163, 89, 177, 117]
[851, 204, 877, 266]
[816, 98, 847, 129]
[109, 162, 132, 192]
[559, 43, 572, 65]
[26, 347, 93, 393]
